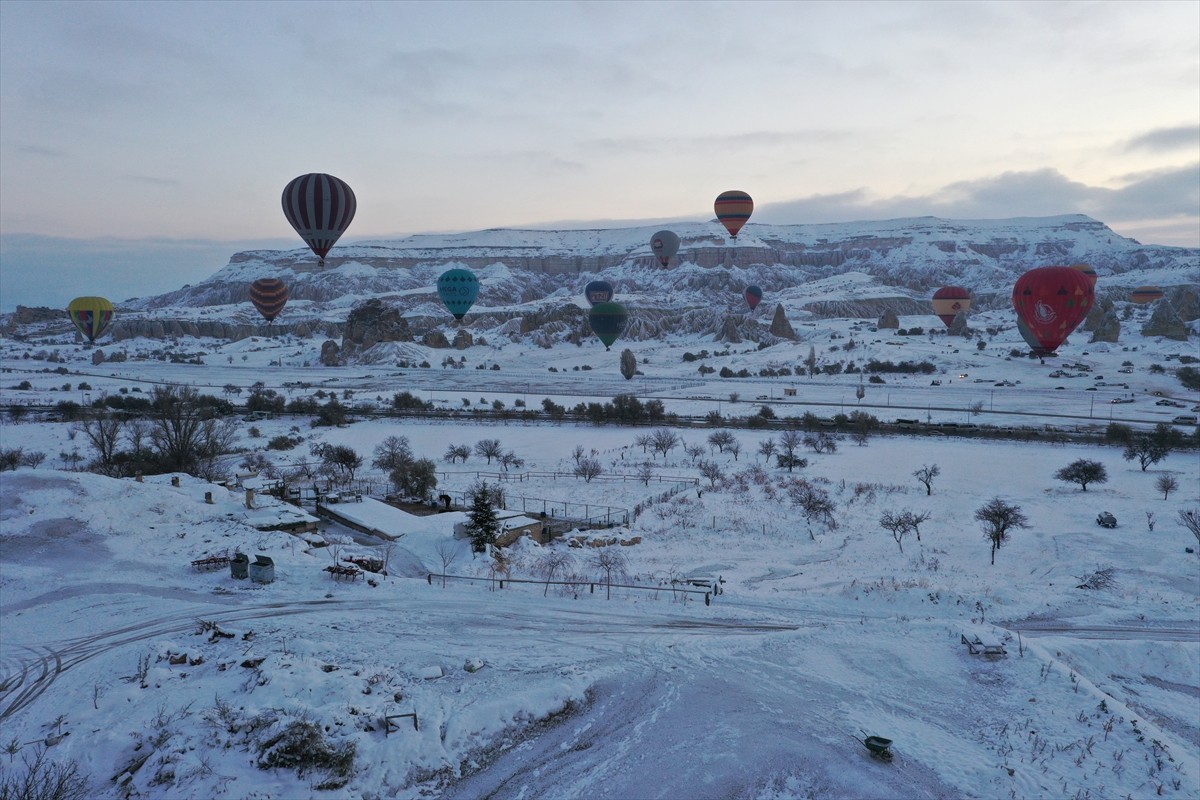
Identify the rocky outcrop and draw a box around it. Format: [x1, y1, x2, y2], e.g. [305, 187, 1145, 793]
[948, 312, 970, 337]
[452, 329, 474, 349]
[340, 298, 414, 354]
[877, 310, 899, 329]
[715, 316, 743, 344]
[769, 304, 796, 340]
[320, 340, 341, 366]
[422, 331, 451, 348]
[1090, 311, 1120, 343]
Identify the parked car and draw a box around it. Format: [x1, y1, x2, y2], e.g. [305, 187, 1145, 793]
[1172, 415, 1198, 425]
[1096, 512, 1117, 529]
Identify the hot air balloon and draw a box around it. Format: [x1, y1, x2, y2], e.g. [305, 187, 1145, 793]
[281, 173, 356, 267]
[714, 190, 753, 239]
[249, 278, 289, 323]
[437, 268, 480, 320]
[1130, 286, 1164, 304]
[931, 286, 971, 327]
[584, 280, 614, 306]
[1015, 317, 1041, 352]
[1011, 266, 1094, 356]
[1070, 263, 1098, 288]
[744, 285, 763, 311]
[650, 230, 680, 267]
[588, 301, 628, 351]
[67, 296, 114, 343]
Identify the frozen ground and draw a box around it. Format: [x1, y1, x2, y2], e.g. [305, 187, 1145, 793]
[1, 310, 1198, 799]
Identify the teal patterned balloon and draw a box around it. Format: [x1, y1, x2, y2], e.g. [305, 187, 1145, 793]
[437, 268, 480, 320]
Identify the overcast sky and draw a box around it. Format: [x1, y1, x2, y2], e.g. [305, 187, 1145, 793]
[1, 0, 1197, 310]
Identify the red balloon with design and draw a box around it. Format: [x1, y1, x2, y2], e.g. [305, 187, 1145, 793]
[1011, 266, 1094, 355]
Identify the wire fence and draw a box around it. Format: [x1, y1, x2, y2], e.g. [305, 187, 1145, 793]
[425, 571, 723, 605]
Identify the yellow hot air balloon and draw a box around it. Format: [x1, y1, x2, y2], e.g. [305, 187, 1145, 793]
[1130, 286, 1164, 304]
[67, 296, 114, 343]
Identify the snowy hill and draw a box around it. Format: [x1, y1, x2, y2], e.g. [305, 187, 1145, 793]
[126, 215, 1197, 318]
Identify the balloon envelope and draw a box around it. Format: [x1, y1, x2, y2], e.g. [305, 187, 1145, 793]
[1130, 286, 1164, 304]
[584, 280, 614, 306]
[588, 301, 628, 350]
[650, 230, 680, 267]
[714, 190, 753, 238]
[67, 296, 114, 343]
[1011, 266, 1094, 355]
[744, 285, 763, 310]
[249, 278, 289, 322]
[437, 268, 480, 320]
[1070, 263, 1098, 288]
[932, 286, 971, 327]
[281, 173, 356, 265]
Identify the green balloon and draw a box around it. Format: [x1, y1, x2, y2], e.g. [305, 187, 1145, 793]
[588, 302, 628, 350]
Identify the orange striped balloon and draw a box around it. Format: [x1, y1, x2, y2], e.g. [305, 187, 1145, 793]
[250, 278, 289, 322]
[714, 190, 753, 238]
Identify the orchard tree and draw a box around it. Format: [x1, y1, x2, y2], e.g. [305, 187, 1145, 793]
[1123, 424, 1181, 471]
[589, 547, 628, 600]
[975, 497, 1029, 565]
[443, 443, 471, 464]
[1155, 474, 1179, 500]
[757, 438, 777, 466]
[574, 457, 602, 483]
[1054, 459, 1108, 491]
[913, 464, 940, 496]
[1178, 507, 1200, 545]
[474, 438, 504, 464]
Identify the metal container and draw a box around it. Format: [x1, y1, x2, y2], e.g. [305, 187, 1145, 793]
[230, 553, 249, 579]
[248, 555, 275, 584]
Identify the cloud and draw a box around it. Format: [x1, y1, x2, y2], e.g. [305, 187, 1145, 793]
[752, 166, 1200, 245]
[15, 143, 65, 158]
[1123, 125, 1200, 153]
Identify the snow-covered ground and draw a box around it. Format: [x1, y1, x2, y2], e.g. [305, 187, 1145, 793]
[1, 312, 1198, 799]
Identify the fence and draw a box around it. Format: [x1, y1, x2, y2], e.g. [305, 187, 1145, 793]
[426, 571, 722, 605]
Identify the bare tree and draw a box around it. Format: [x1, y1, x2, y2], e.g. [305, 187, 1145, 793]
[684, 442, 705, 463]
[777, 430, 806, 472]
[1179, 507, 1200, 546]
[913, 464, 940, 496]
[499, 451, 524, 471]
[757, 438, 776, 466]
[80, 413, 125, 476]
[574, 457, 602, 483]
[650, 428, 681, 459]
[536, 550, 574, 596]
[636, 461, 655, 486]
[633, 434, 652, 455]
[443, 443, 471, 464]
[698, 460, 724, 488]
[1155, 474, 1178, 500]
[1145, 511, 1156, 532]
[975, 497, 1029, 565]
[589, 548, 628, 599]
[1054, 459, 1108, 491]
[878, 509, 932, 552]
[707, 430, 735, 454]
[880, 510, 909, 552]
[474, 438, 503, 464]
[20, 450, 46, 469]
[802, 432, 837, 454]
[1122, 424, 1180, 472]
[571, 444, 587, 464]
[435, 540, 458, 587]
[726, 438, 742, 461]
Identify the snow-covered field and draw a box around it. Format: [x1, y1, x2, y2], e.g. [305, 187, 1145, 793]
[1, 311, 1198, 799]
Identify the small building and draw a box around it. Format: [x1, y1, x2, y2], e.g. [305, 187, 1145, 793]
[783, 388, 798, 397]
